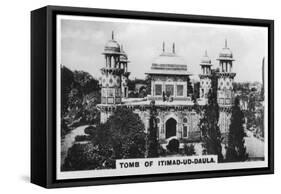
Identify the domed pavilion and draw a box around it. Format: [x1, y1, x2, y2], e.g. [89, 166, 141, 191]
[146, 42, 192, 101]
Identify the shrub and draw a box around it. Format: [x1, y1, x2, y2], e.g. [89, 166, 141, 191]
[62, 143, 115, 171]
[75, 135, 90, 142]
[84, 125, 96, 136]
[105, 107, 146, 159]
[61, 118, 71, 137]
[182, 144, 196, 156]
[158, 145, 167, 157]
[166, 139, 179, 153]
[62, 107, 147, 171]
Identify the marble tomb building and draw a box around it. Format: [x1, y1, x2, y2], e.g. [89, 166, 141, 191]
[97, 32, 236, 143]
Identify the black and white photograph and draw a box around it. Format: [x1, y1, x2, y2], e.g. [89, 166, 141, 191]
[56, 14, 269, 180]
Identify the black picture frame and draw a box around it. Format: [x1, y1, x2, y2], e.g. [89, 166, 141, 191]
[31, 5, 274, 188]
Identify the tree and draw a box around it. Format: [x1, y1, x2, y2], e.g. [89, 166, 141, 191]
[256, 108, 264, 138]
[61, 118, 71, 137]
[147, 100, 160, 157]
[73, 70, 100, 95]
[139, 86, 147, 98]
[260, 85, 264, 101]
[62, 143, 114, 171]
[63, 107, 147, 171]
[145, 75, 151, 95]
[246, 93, 256, 130]
[127, 79, 136, 91]
[89, 107, 146, 160]
[248, 93, 256, 112]
[193, 81, 200, 100]
[199, 70, 223, 162]
[60, 66, 101, 133]
[105, 107, 146, 159]
[225, 97, 248, 162]
[61, 66, 75, 115]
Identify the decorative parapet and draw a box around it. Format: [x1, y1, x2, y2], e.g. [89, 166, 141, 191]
[217, 72, 236, 78]
[218, 105, 232, 112]
[97, 100, 205, 113]
[199, 74, 212, 79]
[101, 67, 124, 75]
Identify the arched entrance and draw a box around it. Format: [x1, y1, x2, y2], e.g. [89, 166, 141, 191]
[165, 118, 177, 139]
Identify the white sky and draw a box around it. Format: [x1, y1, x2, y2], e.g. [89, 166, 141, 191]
[60, 16, 268, 82]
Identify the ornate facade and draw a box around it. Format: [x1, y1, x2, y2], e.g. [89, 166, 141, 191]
[199, 50, 212, 99]
[216, 40, 236, 138]
[97, 33, 236, 143]
[120, 45, 130, 98]
[100, 32, 123, 105]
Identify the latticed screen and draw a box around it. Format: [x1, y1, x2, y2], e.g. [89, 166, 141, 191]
[155, 84, 162, 96]
[108, 88, 114, 97]
[165, 85, 174, 96]
[177, 85, 184, 96]
[115, 97, 121, 104]
[115, 88, 121, 97]
[101, 97, 107, 104]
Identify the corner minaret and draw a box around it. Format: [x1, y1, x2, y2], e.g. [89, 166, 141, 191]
[199, 50, 212, 99]
[100, 31, 124, 104]
[217, 39, 236, 105]
[217, 40, 236, 137]
[120, 45, 130, 98]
